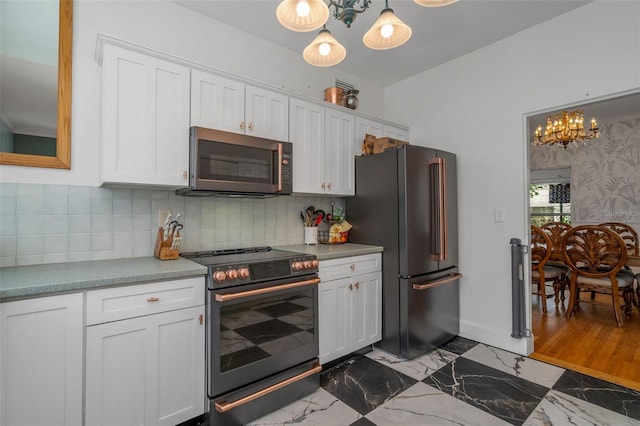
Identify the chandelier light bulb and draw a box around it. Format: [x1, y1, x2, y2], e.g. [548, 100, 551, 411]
[319, 42, 331, 56]
[296, 0, 310, 17]
[532, 109, 600, 149]
[380, 23, 394, 38]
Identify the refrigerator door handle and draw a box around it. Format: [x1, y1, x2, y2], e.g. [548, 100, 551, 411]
[429, 157, 448, 261]
[412, 273, 463, 290]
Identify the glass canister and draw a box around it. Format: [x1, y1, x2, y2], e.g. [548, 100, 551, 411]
[342, 89, 359, 110]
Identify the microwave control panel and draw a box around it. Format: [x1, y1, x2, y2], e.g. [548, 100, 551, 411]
[282, 153, 291, 185]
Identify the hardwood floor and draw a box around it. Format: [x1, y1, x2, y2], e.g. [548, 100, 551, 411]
[531, 287, 640, 391]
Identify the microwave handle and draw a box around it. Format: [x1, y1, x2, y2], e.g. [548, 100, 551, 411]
[277, 143, 283, 192]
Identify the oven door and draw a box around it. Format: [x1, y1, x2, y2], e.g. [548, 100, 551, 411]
[207, 274, 319, 397]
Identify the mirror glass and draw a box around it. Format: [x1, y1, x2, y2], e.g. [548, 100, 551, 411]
[0, 0, 71, 169]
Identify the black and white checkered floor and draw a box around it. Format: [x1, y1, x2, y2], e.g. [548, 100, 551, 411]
[248, 337, 640, 425]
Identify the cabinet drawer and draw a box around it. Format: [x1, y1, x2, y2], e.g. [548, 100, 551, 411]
[86, 277, 205, 325]
[319, 253, 381, 282]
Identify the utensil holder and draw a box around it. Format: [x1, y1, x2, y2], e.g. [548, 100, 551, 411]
[304, 227, 318, 245]
[153, 228, 180, 260]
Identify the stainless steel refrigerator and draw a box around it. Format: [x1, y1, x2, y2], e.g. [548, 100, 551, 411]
[346, 145, 462, 359]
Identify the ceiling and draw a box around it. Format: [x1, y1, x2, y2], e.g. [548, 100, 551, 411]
[174, 0, 592, 87]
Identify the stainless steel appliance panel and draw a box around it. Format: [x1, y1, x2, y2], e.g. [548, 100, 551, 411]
[347, 145, 460, 358]
[400, 269, 461, 359]
[398, 145, 440, 277]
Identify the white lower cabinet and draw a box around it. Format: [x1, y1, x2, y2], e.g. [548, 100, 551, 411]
[0, 293, 83, 426]
[318, 254, 382, 364]
[85, 277, 206, 426]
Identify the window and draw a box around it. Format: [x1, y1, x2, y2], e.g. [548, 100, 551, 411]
[530, 168, 571, 226]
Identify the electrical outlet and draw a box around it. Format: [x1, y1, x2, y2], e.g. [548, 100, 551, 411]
[158, 209, 172, 227]
[494, 208, 505, 223]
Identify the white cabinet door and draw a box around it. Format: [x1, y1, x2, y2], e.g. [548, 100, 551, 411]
[191, 69, 245, 134]
[86, 306, 205, 426]
[290, 98, 325, 194]
[318, 276, 352, 364]
[246, 85, 289, 142]
[382, 124, 409, 141]
[101, 44, 190, 187]
[351, 271, 382, 350]
[355, 116, 383, 157]
[1, 294, 83, 426]
[324, 108, 355, 196]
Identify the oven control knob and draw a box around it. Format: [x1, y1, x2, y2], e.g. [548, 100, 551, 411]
[303, 260, 312, 269]
[311, 259, 319, 268]
[226, 269, 238, 280]
[291, 261, 302, 271]
[213, 270, 227, 283]
[238, 267, 250, 279]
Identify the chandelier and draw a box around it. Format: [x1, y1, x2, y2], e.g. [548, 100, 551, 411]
[532, 110, 600, 149]
[276, 0, 458, 67]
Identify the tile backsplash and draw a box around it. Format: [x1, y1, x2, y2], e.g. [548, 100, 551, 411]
[0, 183, 345, 267]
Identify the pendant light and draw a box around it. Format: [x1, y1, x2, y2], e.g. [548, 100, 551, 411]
[363, 1, 412, 50]
[276, 0, 330, 32]
[303, 27, 347, 67]
[414, 0, 458, 6]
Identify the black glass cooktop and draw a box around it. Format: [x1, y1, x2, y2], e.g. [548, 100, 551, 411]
[181, 246, 308, 267]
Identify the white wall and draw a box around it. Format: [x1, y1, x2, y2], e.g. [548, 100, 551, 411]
[0, 0, 385, 185]
[384, 1, 640, 355]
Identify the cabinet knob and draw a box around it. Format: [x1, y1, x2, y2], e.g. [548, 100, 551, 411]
[248, 122, 253, 131]
[327, 183, 332, 190]
[354, 282, 360, 289]
[321, 182, 325, 190]
[348, 284, 353, 291]
[147, 297, 160, 302]
[350, 264, 355, 271]
[240, 121, 245, 130]
[182, 170, 187, 179]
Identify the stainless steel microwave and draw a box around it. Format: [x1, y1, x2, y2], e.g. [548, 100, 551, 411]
[178, 127, 292, 196]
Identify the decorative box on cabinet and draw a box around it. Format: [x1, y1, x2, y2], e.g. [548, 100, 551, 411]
[290, 98, 355, 195]
[85, 277, 205, 426]
[354, 116, 409, 156]
[1, 293, 83, 426]
[191, 69, 289, 142]
[100, 43, 191, 187]
[318, 253, 382, 364]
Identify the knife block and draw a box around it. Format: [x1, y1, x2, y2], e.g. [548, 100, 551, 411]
[153, 228, 180, 260]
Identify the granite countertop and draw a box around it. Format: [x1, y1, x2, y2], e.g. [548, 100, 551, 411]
[0, 244, 382, 302]
[275, 243, 383, 261]
[0, 257, 208, 302]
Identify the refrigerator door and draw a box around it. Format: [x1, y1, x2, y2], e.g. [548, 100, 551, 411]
[399, 268, 461, 359]
[398, 145, 439, 277]
[435, 149, 458, 272]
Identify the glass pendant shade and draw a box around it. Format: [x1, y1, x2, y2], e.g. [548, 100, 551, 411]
[363, 8, 412, 50]
[276, 0, 330, 32]
[414, 0, 458, 6]
[303, 28, 347, 67]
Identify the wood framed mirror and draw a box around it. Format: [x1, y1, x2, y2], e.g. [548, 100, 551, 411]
[0, 0, 72, 169]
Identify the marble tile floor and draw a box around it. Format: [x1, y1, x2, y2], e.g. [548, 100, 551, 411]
[248, 337, 640, 426]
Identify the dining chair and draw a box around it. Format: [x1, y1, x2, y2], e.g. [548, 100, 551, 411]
[540, 222, 572, 301]
[562, 225, 635, 327]
[531, 225, 567, 313]
[599, 222, 640, 309]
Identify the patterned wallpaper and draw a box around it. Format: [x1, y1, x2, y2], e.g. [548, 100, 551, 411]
[530, 113, 640, 228]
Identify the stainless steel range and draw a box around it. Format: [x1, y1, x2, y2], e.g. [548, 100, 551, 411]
[181, 247, 321, 426]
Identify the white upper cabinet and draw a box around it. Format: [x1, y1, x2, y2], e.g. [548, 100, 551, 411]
[290, 98, 325, 194]
[290, 99, 354, 196]
[382, 123, 409, 141]
[191, 70, 289, 142]
[101, 44, 191, 187]
[355, 116, 383, 156]
[325, 108, 355, 196]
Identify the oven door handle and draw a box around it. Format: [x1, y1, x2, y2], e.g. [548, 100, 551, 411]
[214, 362, 322, 413]
[214, 277, 320, 302]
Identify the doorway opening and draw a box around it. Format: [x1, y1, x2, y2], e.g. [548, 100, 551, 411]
[526, 92, 640, 391]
